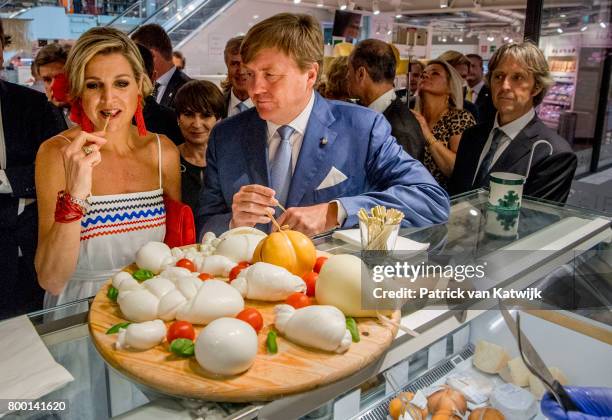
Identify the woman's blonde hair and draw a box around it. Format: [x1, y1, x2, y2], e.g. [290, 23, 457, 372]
[240, 13, 323, 82]
[486, 42, 553, 106]
[415, 59, 464, 113]
[65, 27, 152, 100]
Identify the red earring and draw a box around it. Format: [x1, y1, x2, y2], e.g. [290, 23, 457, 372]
[135, 95, 147, 137]
[69, 99, 94, 133]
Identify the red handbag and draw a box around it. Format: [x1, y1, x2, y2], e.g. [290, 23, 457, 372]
[163, 196, 196, 248]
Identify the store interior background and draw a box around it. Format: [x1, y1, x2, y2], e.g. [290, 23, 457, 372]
[1, 0, 611, 212]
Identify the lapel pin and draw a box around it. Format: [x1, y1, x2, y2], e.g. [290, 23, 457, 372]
[320, 137, 328, 145]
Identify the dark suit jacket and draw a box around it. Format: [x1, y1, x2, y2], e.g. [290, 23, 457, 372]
[448, 114, 577, 203]
[473, 83, 496, 126]
[382, 97, 426, 162]
[159, 68, 191, 109]
[0, 81, 67, 319]
[143, 96, 183, 145]
[222, 90, 231, 119]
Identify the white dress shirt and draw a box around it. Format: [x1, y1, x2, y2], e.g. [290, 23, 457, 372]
[368, 88, 396, 113]
[473, 108, 536, 185]
[228, 89, 254, 117]
[154, 67, 176, 103]
[266, 92, 347, 226]
[471, 79, 485, 103]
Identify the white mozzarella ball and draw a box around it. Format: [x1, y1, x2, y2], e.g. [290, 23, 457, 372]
[135, 242, 172, 274]
[176, 276, 199, 300]
[214, 234, 265, 263]
[112, 271, 133, 289]
[198, 255, 235, 277]
[143, 277, 176, 299]
[157, 289, 188, 321]
[116, 320, 166, 351]
[195, 318, 258, 376]
[159, 267, 193, 283]
[117, 289, 159, 322]
[170, 247, 185, 258]
[176, 280, 244, 325]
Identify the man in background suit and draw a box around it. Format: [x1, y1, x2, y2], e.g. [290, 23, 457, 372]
[347, 39, 426, 162]
[198, 13, 449, 237]
[136, 44, 183, 145]
[0, 20, 67, 319]
[467, 54, 496, 125]
[437, 50, 480, 121]
[449, 42, 576, 203]
[132, 24, 191, 109]
[222, 36, 253, 118]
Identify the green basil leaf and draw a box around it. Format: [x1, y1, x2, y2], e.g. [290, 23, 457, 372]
[107, 285, 119, 301]
[170, 338, 195, 357]
[346, 317, 360, 342]
[106, 322, 130, 334]
[266, 331, 278, 354]
[132, 269, 154, 282]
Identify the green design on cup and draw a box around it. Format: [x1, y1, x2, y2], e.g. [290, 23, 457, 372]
[497, 190, 520, 210]
[496, 210, 519, 231]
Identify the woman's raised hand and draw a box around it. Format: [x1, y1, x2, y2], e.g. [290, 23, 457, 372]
[61, 130, 107, 200]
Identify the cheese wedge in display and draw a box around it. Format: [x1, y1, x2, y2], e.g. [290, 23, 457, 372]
[473, 340, 510, 374]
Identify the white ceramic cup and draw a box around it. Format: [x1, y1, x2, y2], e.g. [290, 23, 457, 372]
[488, 172, 526, 211]
[485, 208, 520, 239]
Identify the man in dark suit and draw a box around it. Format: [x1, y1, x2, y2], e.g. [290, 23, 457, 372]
[0, 20, 67, 319]
[449, 42, 576, 203]
[467, 54, 496, 125]
[136, 44, 183, 145]
[198, 13, 449, 237]
[347, 39, 426, 161]
[132, 24, 191, 109]
[222, 36, 253, 118]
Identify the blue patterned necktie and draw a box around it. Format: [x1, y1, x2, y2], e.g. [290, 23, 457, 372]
[474, 128, 505, 186]
[270, 125, 295, 207]
[236, 101, 249, 113]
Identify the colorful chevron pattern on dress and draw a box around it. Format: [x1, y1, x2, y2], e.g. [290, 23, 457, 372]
[80, 189, 166, 242]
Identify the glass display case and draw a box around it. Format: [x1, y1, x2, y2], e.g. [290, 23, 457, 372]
[2, 190, 611, 420]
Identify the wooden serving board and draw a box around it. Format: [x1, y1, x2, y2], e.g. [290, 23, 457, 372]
[89, 267, 400, 402]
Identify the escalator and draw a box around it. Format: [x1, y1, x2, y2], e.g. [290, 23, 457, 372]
[106, 0, 234, 47]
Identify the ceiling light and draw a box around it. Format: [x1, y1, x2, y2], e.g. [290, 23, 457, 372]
[508, 38, 513, 42]
[600, 22, 607, 28]
[317, 0, 324, 6]
[442, 35, 447, 42]
[580, 25, 588, 32]
[557, 27, 563, 33]
[294, 0, 301, 3]
[503, 35, 509, 41]
[396, 14, 402, 18]
[487, 34, 495, 42]
[560, 14, 566, 18]
[440, 0, 448, 8]
[372, 0, 380, 15]
[339, 0, 347, 10]
[253, 14, 259, 19]
[458, 36, 463, 42]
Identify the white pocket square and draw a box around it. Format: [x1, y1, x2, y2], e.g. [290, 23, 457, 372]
[316, 166, 348, 190]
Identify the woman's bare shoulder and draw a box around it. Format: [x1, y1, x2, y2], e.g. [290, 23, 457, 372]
[38, 127, 81, 155]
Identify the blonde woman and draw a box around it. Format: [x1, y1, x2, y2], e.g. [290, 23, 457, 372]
[412, 59, 476, 187]
[35, 27, 180, 308]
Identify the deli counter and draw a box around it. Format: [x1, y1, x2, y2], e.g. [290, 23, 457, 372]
[2, 189, 611, 420]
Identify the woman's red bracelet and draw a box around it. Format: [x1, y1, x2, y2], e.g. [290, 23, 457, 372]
[55, 191, 85, 223]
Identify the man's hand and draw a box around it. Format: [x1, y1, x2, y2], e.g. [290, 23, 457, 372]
[276, 202, 338, 236]
[230, 184, 277, 228]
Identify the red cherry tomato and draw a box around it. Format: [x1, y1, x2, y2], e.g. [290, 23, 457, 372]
[313, 256, 328, 274]
[229, 263, 249, 281]
[198, 272, 213, 281]
[236, 308, 264, 333]
[286, 292, 311, 309]
[166, 320, 195, 343]
[302, 271, 318, 297]
[176, 258, 196, 272]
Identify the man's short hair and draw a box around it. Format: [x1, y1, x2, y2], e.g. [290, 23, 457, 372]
[136, 43, 154, 79]
[486, 42, 553, 106]
[240, 13, 323, 80]
[224, 36, 244, 63]
[437, 50, 471, 68]
[174, 80, 225, 120]
[349, 39, 396, 84]
[131, 24, 173, 61]
[466, 53, 483, 68]
[34, 43, 70, 69]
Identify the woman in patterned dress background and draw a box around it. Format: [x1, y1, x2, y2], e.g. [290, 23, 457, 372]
[411, 59, 476, 189]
